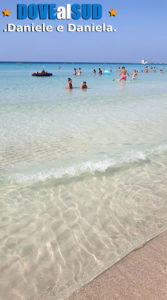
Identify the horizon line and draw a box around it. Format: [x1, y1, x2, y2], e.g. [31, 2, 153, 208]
[0, 61, 166, 65]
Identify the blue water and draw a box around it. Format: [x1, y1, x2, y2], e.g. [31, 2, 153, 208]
[0, 63, 167, 299]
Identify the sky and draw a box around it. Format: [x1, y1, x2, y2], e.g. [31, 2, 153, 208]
[0, 0, 167, 63]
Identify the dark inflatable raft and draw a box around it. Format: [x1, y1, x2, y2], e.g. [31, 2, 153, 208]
[32, 72, 53, 77]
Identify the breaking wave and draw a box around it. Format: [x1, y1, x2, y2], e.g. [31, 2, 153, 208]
[4, 144, 167, 185]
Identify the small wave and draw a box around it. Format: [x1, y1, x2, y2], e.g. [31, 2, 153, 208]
[8, 151, 148, 184]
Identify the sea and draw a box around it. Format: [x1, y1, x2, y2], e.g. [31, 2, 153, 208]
[0, 62, 167, 299]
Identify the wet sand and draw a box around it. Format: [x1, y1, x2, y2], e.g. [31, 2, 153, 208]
[68, 230, 167, 300]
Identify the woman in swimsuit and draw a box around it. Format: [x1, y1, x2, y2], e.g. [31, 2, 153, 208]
[98, 68, 102, 75]
[66, 78, 73, 89]
[78, 68, 82, 76]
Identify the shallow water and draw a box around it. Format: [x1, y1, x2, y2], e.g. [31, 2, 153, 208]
[0, 63, 167, 299]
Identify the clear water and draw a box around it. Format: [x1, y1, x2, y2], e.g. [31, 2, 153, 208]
[0, 63, 167, 299]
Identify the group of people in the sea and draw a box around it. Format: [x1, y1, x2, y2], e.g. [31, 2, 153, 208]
[73, 68, 82, 76]
[66, 77, 87, 90]
[66, 65, 165, 89]
[67, 65, 165, 89]
[143, 65, 164, 73]
[32, 65, 164, 86]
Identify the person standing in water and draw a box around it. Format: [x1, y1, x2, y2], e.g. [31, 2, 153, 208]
[66, 78, 73, 89]
[78, 68, 82, 76]
[144, 66, 149, 73]
[132, 70, 138, 80]
[98, 68, 102, 75]
[119, 67, 130, 81]
[93, 69, 96, 75]
[73, 68, 77, 75]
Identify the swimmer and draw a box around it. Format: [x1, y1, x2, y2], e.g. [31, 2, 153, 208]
[93, 69, 96, 75]
[78, 68, 82, 76]
[153, 67, 156, 72]
[73, 68, 77, 75]
[144, 66, 149, 73]
[132, 70, 138, 80]
[66, 78, 73, 89]
[160, 69, 164, 73]
[98, 68, 102, 75]
[119, 67, 130, 81]
[117, 67, 121, 71]
[58, 66, 61, 70]
[80, 81, 88, 89]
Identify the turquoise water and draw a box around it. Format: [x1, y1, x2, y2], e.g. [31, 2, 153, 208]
[1, 63, 167, 299]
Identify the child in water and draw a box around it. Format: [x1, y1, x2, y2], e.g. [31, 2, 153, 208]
[132, 70, 138, 80]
